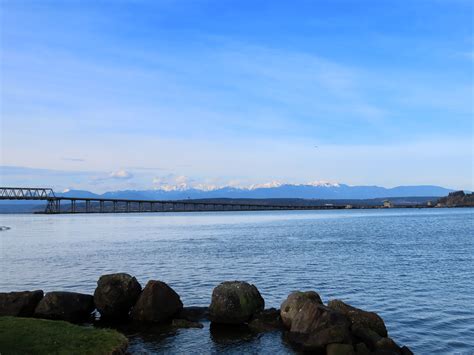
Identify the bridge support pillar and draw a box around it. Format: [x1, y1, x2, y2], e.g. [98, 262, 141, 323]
[44, 199, 60, 214]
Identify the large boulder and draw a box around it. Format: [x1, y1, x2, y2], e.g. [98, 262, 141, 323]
[328, 299, 387, 337]
[34, 291, 94, 322]
[286, 302, 352, 351]
[0, 290, 43, 317]
[131, 280, 183, 323]
[280, 291, 323, 329]
[94, 273, 142, 319]
[209, 281, 264, 324]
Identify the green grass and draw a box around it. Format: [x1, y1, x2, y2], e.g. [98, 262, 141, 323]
[0, 316, 128, 355]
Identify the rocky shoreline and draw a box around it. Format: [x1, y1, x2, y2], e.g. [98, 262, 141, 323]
[0, 273, 413, 354]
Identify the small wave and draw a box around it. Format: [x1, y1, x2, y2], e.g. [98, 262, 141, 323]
[0, 226, 11, 231]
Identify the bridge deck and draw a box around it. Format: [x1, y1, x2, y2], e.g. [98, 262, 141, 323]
[1, 187, 428, 214]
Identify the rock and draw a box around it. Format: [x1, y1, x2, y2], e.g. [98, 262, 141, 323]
[178, 306, 209, 321]
[94, 273, 142, 319]
[352, 327, 406, 355]
[352, 324, 382, 350]
[376, 337, 399, 349]
[209, 281, 264, 324]
[0, 290, 44, 317]
[131, 280, 183, 323]
[248, 308, 283, 332]
[280, 291, 323, 329]
[374, 337, 401, 354]
[34, 291, 94, 322]
[400, 346, 414, 355]
[328, 299, 387, 337]
[286, 302, 352, 351]
[355, 342, 371, 355]
[286, 327, 353, 352]
[327, 343, 355, 355]
[171, 318, 204, 329]
[290, 302, 350, 334]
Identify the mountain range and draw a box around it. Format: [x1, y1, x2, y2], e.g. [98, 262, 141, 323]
[57, 183, 456, 200]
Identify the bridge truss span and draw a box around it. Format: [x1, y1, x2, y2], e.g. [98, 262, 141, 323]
[0, 187, 56, 200]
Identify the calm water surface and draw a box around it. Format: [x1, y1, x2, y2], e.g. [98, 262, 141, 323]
[1, 209, 473, 354]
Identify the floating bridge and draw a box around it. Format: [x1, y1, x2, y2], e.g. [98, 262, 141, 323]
[0, 187, 346, 214]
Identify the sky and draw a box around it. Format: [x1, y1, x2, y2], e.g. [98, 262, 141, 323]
[1, 0, 473, 193]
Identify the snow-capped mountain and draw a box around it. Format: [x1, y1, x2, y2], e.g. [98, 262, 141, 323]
[57, 182, 454, 200]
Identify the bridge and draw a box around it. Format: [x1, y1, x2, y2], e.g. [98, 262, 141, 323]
[0, 187, 347, 214]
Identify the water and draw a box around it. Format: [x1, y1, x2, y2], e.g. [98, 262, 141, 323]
[1, 209, 473, 353]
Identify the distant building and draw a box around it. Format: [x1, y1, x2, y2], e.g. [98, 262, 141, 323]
[345, 204, 353, 209]
[383, 200, 394, 208]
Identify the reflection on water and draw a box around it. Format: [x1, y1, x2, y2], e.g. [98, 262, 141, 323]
[0, 209, 473, 353]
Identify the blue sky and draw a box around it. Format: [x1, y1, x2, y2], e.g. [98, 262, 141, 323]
[1, 0, 473, 192]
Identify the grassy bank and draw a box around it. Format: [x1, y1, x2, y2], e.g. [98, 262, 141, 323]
[0, 316, 127, 355]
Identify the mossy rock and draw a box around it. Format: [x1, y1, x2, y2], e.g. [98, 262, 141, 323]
[209, 281, 264, 324]
[0, 316, 128, 355]
[94, 273, 142, 320]
[131, 280, 183, 323]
